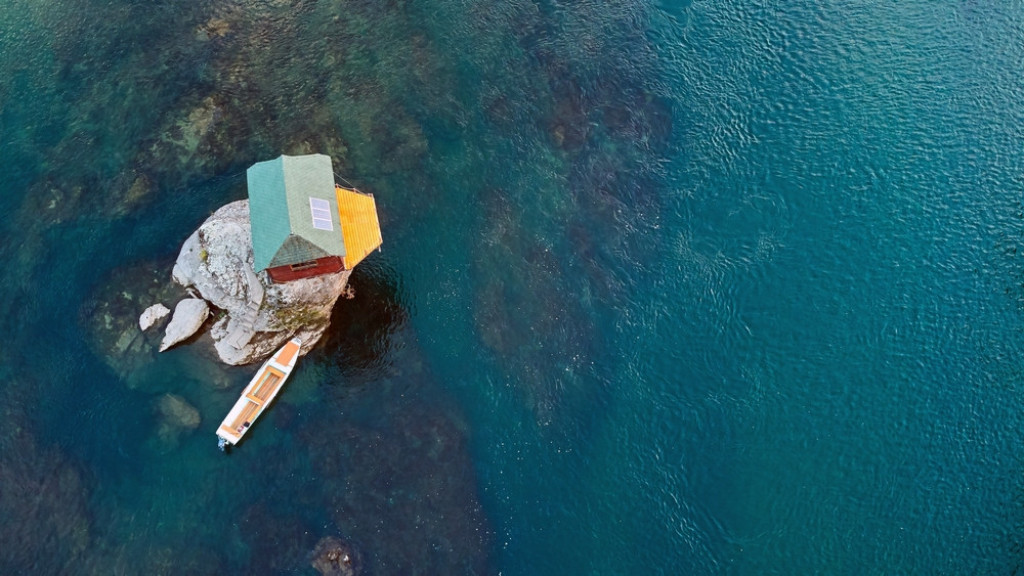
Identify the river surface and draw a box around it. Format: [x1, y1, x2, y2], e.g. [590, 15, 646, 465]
[1, 0, 1024, 574]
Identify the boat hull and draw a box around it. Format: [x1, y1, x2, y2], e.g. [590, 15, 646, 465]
[216, 338, 302, 447]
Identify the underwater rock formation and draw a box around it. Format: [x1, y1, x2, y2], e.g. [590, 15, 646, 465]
[157, 393, 201, 430]
[0, 388, 91, 575]
[155, 393, 201, 446]
[310, 536, 358, 576]
[81, 260, 192, 385]
[171, 200, 350, 365]
[304, 391, 493, 574]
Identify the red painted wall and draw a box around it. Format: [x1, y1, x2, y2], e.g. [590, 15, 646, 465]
[267, 256, 344, 283]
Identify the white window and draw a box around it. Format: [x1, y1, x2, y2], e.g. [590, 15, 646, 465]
[309, 197, 333, 231]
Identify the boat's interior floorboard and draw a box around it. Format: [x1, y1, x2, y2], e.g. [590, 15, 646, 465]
[229, 401, 261, 433]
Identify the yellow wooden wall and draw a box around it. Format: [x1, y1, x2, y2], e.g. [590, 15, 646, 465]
[335, 186, 383, 269]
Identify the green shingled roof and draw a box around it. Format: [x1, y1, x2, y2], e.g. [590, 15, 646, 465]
[247, 154, 346, 272]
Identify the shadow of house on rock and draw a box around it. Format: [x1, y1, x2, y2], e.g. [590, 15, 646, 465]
[248, 154, 383, 283]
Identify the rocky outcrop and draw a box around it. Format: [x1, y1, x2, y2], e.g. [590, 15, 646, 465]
[159, 298, 210, 352]
[139, 303, 171, 331]
[171, 200, 350, 365]
[310, 536, 358, 576]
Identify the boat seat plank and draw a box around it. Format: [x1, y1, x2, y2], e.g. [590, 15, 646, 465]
[229, 401, 261, 432]
[249, 370, 283, 401]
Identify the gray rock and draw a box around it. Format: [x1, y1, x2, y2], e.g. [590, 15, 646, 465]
[159, 298, 210, 352]
[139, 303, 171, 331]
[171, 200, 350, 365]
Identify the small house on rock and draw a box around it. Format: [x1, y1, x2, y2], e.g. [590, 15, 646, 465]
[247, 154, 382, 283]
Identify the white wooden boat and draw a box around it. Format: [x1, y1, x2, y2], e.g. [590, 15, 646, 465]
[217, 338, 302, 449]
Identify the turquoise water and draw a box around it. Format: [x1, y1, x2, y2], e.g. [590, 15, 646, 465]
[2, 0, 1024, 573]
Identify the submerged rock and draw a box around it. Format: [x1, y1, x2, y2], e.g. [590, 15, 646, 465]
[157, 393, 201, 430]
[0, 397, 91, 574]
[171, 200, 350, 365]
[81, 260, 191, 384]
[310, 536, 358, 576]
[154, 393, 201, 447]
[139, 303, 171, 331]
[159, 298, 210, 352]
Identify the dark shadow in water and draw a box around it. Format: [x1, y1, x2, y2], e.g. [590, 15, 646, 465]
[319, 259, 410, 382]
